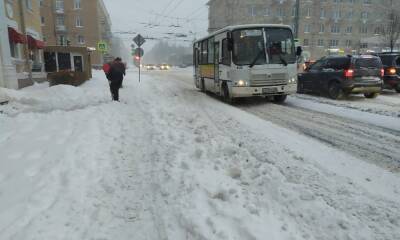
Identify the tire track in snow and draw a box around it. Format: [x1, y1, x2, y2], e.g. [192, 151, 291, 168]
[238, 101, 400, 172]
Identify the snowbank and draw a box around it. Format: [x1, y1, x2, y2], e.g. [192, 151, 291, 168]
[0, 71, 111, 116]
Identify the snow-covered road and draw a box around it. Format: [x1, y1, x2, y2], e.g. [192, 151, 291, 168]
[0, 69, 399, 240]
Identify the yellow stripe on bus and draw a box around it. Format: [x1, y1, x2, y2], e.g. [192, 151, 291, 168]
[199, 64, 215, 79]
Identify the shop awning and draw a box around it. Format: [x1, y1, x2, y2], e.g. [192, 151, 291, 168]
[27, 35, 45, 49]
[8, 27, 26, 44]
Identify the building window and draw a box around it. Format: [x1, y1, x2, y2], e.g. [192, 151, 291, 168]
[277, 7, 284, 17]
[41, 16, 45, 25]
[292, 7, 296, 17]
[320, 8, 325, 18]
[333, 10, 341, 19]
[347, 10, 353, 20]
[317, 39, 324, 47]
[319, 24, 325, 33]
[248, 6, 256, 17]
[361, 11, 368, 20]
[9, 40, 19, 58]
[360, 43, 368, 49]
[329, 39, 339, 47]
[74, 0, 81, 9]
[345, 26, 353, 33]
[39, 0, 44, 7]
[306, 8, 311, 18]
[25, 0, 33, 10]
[78, 35, 85, 44]
[57, 35, 66, 45]
[363, 0, 371, 4]
[345, 40, 352, 48]
[360, 25, 368, 34]
[76, 16, 83, 27]
[304, 24, 311, 33]
[264, 8, 270, 16]
[56, 15, 64, 26]
[374, 27, 381, 35]
[303, 39, 309, 47]
[331, 24, 340, 33]
[55, 0, 64, 11]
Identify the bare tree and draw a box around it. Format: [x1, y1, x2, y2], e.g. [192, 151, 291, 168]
[381, 3, 400, 52]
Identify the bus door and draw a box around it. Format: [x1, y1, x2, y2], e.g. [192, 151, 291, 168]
[214, 42, 220, 93]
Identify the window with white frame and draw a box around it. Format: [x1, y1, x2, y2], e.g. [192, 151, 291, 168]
[319, 24, 325, 33]
[74, 0, 81, 9]
[25, 0, 32, 10]
[320, 8, 325, 18]
[248, 6, 256, 17]
[56, 15, 64, 26]
[78, 35, 85, 44]
[331, 24, 340, 33]
[317, 39, 324, 47]
[304, 24, 311, 33]
[345, 26, 353, 33]
[76, 16, 83, 27]
[329, 39, 339, 47]
[55, 0, 64, 11]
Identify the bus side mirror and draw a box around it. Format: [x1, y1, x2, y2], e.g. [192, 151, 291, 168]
[296, 46, 303, 57]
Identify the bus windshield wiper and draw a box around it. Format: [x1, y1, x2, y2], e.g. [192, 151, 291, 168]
[278, 53, 288, 66]
[249, 49, 265, 68]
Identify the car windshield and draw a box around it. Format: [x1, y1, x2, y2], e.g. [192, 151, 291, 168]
[232, 29, 266, 66]
[354, 58, 382, 69]
[265, 27, 296, 64]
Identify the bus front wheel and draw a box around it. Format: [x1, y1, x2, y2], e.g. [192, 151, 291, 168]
[222, 84, 233, 104]
[200, 78, 206, 92]
[273, 95, 287, 103]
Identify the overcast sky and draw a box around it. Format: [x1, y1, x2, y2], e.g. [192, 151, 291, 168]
[103, 0, 209, 50]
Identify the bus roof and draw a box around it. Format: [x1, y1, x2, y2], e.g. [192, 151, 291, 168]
[194, 24, 293, 43]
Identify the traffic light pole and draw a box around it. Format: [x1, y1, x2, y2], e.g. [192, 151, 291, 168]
[139, 57, 141, 83]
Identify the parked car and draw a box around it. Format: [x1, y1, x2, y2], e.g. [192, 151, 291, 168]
[159, 63, 171, 70]
[298, 55, 384, 99]
[375, 52, 400, 93]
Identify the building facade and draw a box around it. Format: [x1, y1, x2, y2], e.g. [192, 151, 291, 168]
[208, 0, 398, 59]
[40, 0, 112, 66]
[0, 0, 46, 89]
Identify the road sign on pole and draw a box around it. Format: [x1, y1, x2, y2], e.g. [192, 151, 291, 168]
[133, 34, 146, 47]
[133, 34, 146, 83]
[97, 41, 108, 53]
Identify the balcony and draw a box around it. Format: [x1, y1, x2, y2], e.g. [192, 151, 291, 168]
[55, 25, 67, 32]
[55, 7, 64, 14]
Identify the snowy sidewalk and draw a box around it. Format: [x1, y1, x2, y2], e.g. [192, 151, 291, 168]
[0, 70, 399, 240]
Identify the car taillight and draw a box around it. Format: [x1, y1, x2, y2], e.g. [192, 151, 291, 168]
[386, 67, 396, 75]
[344, 69, 354, 78]
[381, 68, 385, 77]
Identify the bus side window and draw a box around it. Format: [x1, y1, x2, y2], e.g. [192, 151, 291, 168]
[201, 40, 208, 64]
[222, 38, 231, 66]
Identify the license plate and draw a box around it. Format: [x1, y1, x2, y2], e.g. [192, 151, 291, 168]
[262, 87, 278, 94]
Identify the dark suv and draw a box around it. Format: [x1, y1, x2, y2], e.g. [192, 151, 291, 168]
[376, 52, 400, 93]
[298, 55, 384, 99]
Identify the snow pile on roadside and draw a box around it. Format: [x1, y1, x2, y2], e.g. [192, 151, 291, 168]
[0, 71, 111, 116]
[0, 89, 9, 103]
[293, 93, 400, 118]
[288, 95, 400, 131]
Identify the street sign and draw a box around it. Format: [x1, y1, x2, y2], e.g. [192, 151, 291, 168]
[97, 41, 108, 53]
[134, 48, 144, 57]
[133, 34, 146, 47]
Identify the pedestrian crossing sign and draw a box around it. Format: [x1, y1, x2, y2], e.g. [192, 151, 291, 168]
[97, 41, 108, 53]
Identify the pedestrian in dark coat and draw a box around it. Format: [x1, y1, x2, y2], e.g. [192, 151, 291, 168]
[108, 57, 126, 101]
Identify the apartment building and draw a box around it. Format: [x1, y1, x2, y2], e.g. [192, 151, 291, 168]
[40, 0, 112, 66]
[0, 0, 46, 89]
[208, 0, 398, 59]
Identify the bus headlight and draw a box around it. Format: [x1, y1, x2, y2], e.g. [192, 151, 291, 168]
[289, 77, 297, 84]
[236, 80, 247, 87]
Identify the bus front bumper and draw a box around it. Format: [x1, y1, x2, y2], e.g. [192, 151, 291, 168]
[231, 84, 297, 98]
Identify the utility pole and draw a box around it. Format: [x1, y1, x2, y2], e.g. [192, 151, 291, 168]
[18, 0, 32, 83]
[294, 0, 300, 39]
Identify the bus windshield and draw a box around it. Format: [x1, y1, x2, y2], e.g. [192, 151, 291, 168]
[232, 27, 295, 66]
[265, 28, 296, 65]
[232, 29, 266, 66]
